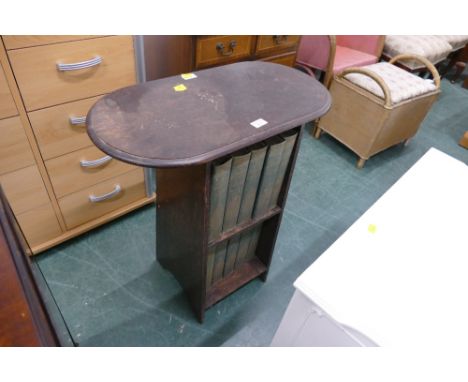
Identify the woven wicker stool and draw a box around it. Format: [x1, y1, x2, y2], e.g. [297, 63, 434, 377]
[315, 54, 441, 168]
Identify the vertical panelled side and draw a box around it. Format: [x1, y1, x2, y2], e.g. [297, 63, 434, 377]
[156, 164, 209, 322]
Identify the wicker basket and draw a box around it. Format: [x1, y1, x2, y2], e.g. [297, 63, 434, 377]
[316, 54, 441, 168]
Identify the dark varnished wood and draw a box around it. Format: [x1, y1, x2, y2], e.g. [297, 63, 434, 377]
[208, 207, 281, 247]
[87, 62, 330, 322]
[195, 36, 254, 69]
[87, 61, 331, 168]
[142, 36, 301, 80]
[0, 224, 45, 346]
[0, 187, 72, 346]
[156, 164, 210, 322]
[205, 257, 267, 309]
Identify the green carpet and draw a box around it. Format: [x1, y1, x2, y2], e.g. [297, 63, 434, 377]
[35, 76, 468, 346]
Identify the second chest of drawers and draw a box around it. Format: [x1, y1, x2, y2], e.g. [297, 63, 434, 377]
[194, 35, 301, 69]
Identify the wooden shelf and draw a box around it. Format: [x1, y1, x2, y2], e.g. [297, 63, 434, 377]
[86, 61, 331, 322]
[205, 257, 267, 309]
[208, 207, 281, 247]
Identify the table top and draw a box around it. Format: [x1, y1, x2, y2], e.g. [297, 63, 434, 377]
[294, 148, 468, 347]
[86, 61, 330, 168]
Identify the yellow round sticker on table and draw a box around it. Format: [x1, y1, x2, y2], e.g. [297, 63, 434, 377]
[368, 224, 377, 234]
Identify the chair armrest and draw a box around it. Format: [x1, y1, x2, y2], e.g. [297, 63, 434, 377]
[389, 54, 441, 88]
[339, 67, 392, 108]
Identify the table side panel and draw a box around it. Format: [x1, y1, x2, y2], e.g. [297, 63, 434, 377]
[156, 164, 208, 321]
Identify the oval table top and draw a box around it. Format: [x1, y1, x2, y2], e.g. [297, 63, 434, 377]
[86, 61, 331, 168]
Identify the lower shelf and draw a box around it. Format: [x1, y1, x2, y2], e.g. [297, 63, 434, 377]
[205, 257, 266, 309]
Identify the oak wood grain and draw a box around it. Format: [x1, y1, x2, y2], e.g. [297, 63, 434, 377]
[30, 194, 155, 254]
[0, 61, 17, 119]
[255, 35, 300, 56]
[58, 168, 146, 229]
[8, 36, 136, 111]
[0, 165, 50, 215]
[16, 203, 63, 247]
[0, 116, 35, 175]
[195, 35, 253, 68]
[28, 95, 104, 160]
[2, 35, 102, 50]
[46, 145, 135, 198]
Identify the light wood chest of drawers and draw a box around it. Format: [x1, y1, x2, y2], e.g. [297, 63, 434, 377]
[0, 35, 154, 254]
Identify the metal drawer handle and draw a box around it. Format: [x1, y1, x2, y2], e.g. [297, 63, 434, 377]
[216, 40, 237, 56]
[56, 55, 102, 72]
[89, 184, 121, 203]
[80, 155, 112, 168]
[273, 35, 288, 45]
[69, 116, 87, 125]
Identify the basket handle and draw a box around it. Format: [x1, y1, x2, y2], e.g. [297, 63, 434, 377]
[389, 54, 441, 89]
[339, 67, 392, 108]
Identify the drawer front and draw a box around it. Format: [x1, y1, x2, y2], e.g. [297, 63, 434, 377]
[196, 36, 253, 68]
[9, 36, 136, 111]
[261, 53, 297, 67]
[0, 61, 17, 119]
[29, 95, 103, 160]
[59, 168, 146, 229]
[0, 165, 49, 215]
[255, 35, 300, 55]
[45, 145, 135, 198]
[2, 35, 102, 50]
[16, 203, 62, 248]
[0, 116, 35, 175]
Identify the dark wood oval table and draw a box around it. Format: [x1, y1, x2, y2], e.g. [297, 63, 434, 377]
[87, 61, 331, 322]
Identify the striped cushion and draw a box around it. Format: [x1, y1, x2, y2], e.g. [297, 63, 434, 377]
[435, 35, 468, 51]
[344, 62, 437, 105]
[383, 36, 452, 70]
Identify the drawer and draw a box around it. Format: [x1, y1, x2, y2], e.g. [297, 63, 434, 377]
[8, 36, 136, 111]
[0, 165, 49, 215]
[59, 168, 146, 229]
[29, 95, 103, 160]
[2, 35, 102, 50]
[261, 52, 297, 67]
[0, 61, 17, 119]
[0, 116, 35, 175]
[45, 145, 135, 198]
[255, 35, 300, 56]
[195, 36, 253, 68]
[16, 203, 62, 248]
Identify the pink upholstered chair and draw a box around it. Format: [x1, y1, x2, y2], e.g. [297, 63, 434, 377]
[296, 35, 385, 87]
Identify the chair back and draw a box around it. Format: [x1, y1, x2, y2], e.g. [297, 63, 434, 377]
[336, 35, 385, 57]
[296, 36, 332, 71]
